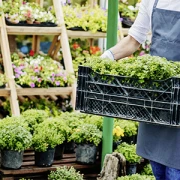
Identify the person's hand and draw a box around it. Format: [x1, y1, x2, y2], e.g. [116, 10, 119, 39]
[101, 50, 114, 60]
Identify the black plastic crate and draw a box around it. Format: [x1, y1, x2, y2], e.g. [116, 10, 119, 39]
[76, 66, 180, 127]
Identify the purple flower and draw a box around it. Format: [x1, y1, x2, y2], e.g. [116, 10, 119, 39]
[139, 51, 145, 56]
[12, 64, 16, 68]
[15, 74, 20, 78]
[30, 83, 35, 88]
[34, 69, 39, 73]
[55, 81, 60, 86]
[51, 77, 55, 82]
[31, 76, 35, 80]
[38, 78, 42, 82]
[52, 73, 55, 77]
[63, 77, 67, 81]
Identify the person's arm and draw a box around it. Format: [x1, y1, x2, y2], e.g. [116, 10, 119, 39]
[110, 35, 140, 60]
[102, 0, 151, 60]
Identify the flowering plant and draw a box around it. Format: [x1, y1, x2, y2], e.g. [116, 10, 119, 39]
[63, 4, 107, 33]
[67, 39, 101, 76]
[3, 0, 57, 24]
[11, 53, 74, 88]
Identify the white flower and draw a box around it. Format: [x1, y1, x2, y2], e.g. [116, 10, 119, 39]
[128, 5, 135, 11]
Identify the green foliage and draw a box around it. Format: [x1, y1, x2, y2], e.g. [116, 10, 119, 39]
[117, 173, 155, 180]
[85, 55, 178, 83]
[115, 142, 141, 163]
[21, 109, 49, 134]
[48, 166, 83, 180]
[59, 112, 86, 140]
[63, 4, 107, 33]
[119, 2, 139, 21]
[0, 73, 7, 86]
[114, 120, 138, 137]
[32, 118, 67, 152]
[83, 115, 103, 131]
[141, 164, 153, 176]
[0, 120, 32, 151]
[69, 123, 102, 146]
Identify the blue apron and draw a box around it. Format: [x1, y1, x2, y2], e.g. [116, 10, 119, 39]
[136, 0, 180, 169]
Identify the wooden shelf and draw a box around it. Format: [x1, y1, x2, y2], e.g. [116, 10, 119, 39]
[16, 87, 73, 96]
[0, 88, 10, 96]
[67, 28, 129, 38]
[6, 26, 62, 35]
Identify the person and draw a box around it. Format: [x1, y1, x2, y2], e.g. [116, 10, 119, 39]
[101, 0, 180, 179]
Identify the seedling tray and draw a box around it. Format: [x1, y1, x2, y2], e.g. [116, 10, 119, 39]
[76, 66, 180, 127]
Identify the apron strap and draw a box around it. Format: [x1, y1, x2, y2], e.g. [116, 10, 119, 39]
[153, 0, 159, 9]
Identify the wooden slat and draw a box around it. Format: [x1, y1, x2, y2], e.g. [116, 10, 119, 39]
[6, 26, 62, 35]
[67, 28, 129, 38]
[16, 87, 73, 96]
[0, 88, 10, 96]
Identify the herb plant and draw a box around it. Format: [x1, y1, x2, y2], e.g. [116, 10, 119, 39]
[117, 173, 155, 180]
[115, 142, 141, 164]
[69, 123, 102, 146]
[0, 124, 32, 151]
[48, 166, 83, 180]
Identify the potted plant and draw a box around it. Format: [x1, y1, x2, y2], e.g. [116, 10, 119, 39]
[117, 173, 155, 180]
[69, 123, 102, 164]
[32, 118, 66, 167]
[114, 119, 138, 144]
[115, 142, 141, 175]
[49, 117, 71, 160]
[11, 53, 74, 88]
[21, 109, 49, 134]
[59, 112, 86, 153]
[48, 166, 83, 180]
[0, 116, 32, 169]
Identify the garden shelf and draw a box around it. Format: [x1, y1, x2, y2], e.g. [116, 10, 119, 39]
[0, 150, 101, 180]
[6, 26, 62, 35]
[67, 28, 129, 38]
[0, 0, 76, 115]
[0, 88, 10, 97]
[76, 66, 180, 127]
[16, 87, 73, 96]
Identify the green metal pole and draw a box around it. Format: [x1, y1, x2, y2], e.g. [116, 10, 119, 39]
[101, 0, 119, 166]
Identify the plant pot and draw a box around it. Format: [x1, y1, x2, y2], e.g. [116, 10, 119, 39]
[64, 141, 75, 153]
[54, 144, 65, 160]
[75, 144, 97, 164]
[35, 148, 55, 167]
[1, 150, 23, 169]
[121, 135, 137, 144]
[126, 163, 137, 175]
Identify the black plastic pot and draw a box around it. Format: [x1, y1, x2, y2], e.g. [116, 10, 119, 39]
[75, 144, 97, 164]
[1, 150, 23, 169]
[126, 163, 137, 175]
[64, 141, 75, 153]
[35, 148, 55, 167]
[54, 144, 65, 160]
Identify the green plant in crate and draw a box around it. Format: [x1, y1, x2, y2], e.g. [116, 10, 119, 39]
[117, 173, 155, 180]
[115, 142, 141, 164]
[69, 123, 102, 146]
[21, 109, 49, 134]
[32, 119, 66, 152]
[48, 166, 83, 180]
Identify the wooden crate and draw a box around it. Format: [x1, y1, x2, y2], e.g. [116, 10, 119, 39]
[0, 150, 101, 180]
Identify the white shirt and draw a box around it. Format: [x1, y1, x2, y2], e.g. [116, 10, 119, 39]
[128, 0, 180, 44]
